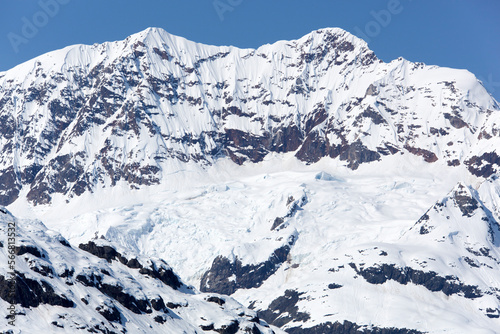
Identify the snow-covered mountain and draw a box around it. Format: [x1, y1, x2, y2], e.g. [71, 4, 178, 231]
[0, 208, 279, 333]
[0, 27, 499, 207]
[1, 27, 500, 333]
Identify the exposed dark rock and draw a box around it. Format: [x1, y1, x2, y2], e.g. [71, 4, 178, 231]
[466, 247, 498, 263]
[479, 247, 492, 257]
[452, 184, 479, 217]
[0, 167, 20, 206]
[478, 130, 493, 140]
[295, 131, 329, 164]
[328, 283, 342, 289]
[429, 127, 449, 136]
[0, 273, 74, 308]
[126, 258, 143, 269]
[96, 303, 122, 323]
[138, 261, 182, 290]
[215, 320, 240, 334]
[26, 153, 87, 205]
[249, 316, 260, 324]
[304, 104, 328, 134]
[0, 113, 15, 140]
[463, 257, 479, 268]
[200, 244, 292, 295]
[20, 164, 43, 186]
[286, 195, 307, 217]
[466, 152, 500, 178]
[222, 106, 256, 119]
[247, 324, 263, 334]
[223, 129, 270, 164]
[338, 141, 381, 170]
[29, 262, 54, 277]
[99, 283, 152, 314]
[365, 84, 378, 96]
[359, 106, 386, 125]
[485, 308, 500, 318]
[444, 113, 468, 129]
[419, 225, 432, 235]
[206, 296, 226, 306]
[75, 271, 103, 287]
[296, 134, 381, 169]
[271, 217, 285, 231]
[154, 315, 168, 324]
[258, 290, 310, 328]
[269, 125, 303, 154]
[58, 238, 72, 247]
[286, 320, 424, 334]
[0, 27, 497, 210]
[440, 81, 459, 94]
[79, 241, 121, 263]
[150, 296, 167, 312]
[299, 29, 357, 67]
[271, 195, 307, 231]
[51, 321, 64, 328]
[16, 245, 43, 258]
[194, 51, 230, 69]
[201, 324, 215, 331]
[350, 263, 482, 299]
[412, 184, 497, 240]
[166, 302, 182, 309]
[377, 143, 400, 156]
[153, 47, 172, 61]
[404, 145, 438, 163]
[80, 242, 183, 290]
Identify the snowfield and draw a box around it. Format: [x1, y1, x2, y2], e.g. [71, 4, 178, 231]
[6, 154, 500, 333]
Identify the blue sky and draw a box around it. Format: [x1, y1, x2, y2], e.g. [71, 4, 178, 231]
[1, 0, 499, 100]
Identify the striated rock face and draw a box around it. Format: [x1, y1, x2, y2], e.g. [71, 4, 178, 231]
[257, 290, 310, 328]
[200, 243, 292, 295]
[0, 272, 75, 308]
[349, 263, 483, 299]
[0, 27, 499, 205]
[78, 241, 182, 289]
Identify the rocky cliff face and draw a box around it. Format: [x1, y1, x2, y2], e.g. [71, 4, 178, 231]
[0, 27, 499, 206]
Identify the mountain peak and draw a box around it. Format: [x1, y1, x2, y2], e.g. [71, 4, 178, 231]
[297, 27, 370, 49]
[124, 26, 191, 51]
[128, 27, 181, 44]
[0, 26, 498, 208]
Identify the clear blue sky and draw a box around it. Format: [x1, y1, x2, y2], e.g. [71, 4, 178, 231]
[1, 0, 499, 100]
